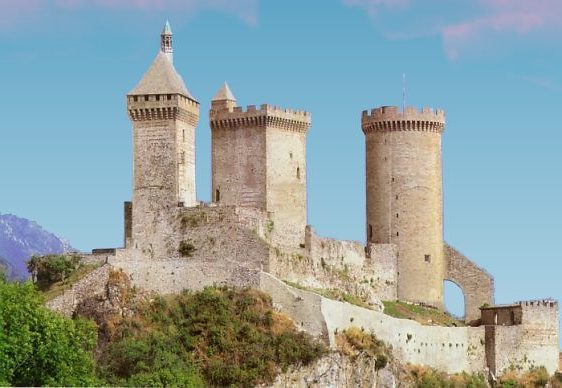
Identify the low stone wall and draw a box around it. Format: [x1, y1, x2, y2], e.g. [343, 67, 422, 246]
[110, 258, 261, 294]
[445, 243, 494, 323]
[46, 264, 111, 317]
[260, 272, 486, 374]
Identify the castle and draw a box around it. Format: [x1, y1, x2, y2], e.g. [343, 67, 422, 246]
[50, 22, 560, 379]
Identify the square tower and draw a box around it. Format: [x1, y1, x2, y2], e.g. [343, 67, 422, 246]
[127, 22, 199, 255]
[209, 83, 311, 247]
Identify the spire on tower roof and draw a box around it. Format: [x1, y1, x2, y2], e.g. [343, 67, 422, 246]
[212, 82, 236, 101]
[162, 20, 172, 35]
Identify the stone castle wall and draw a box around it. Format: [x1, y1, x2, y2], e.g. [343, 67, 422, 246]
[445, 244, 495, 324]
[128, 94, 199, 257]
[260, 272, 486, 374]
[362, 106, 446, 308]
[210, 104, 311, 247]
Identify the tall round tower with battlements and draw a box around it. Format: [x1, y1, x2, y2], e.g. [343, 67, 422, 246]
[362, 106, 446, 307]
[126, 22, 199, 253]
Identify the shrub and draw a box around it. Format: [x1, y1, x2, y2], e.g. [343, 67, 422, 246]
[97, 287, 326, 387]
[178, 241, 196, 257]
[27, 254, 81, 288]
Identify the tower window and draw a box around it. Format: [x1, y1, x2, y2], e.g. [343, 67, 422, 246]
[369, 224, 373, 240]
[133, 96, 138, 102]
[215, 189, 221, 202]
[396, 195, 399, 200]
[392, 177, 395, 182]
[396, 232, 399, 237]
[289, 152, 293, 159]
[425, 254, 431, 262]
[144, 95, 149, 101]
[396, 213, 399, 218]
[296, 167, 301, 180]
[156, 95, 160, 101]
[167, 94, 172, 101]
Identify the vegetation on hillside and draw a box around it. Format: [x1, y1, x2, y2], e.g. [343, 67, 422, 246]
[0, 274, 99, 386]
[26, 254, 102, 300]
[96, 286, 326, 387]
[283, 280, 373, 309]
[336, 326, 390, 370]
[383, 300, 464, 327]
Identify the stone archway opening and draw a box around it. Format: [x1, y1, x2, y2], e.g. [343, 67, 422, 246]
[444, 280, 465, 320]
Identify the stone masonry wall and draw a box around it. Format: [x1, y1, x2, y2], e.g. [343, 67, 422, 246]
[267, 226, 397, 308]
[445, 243, 494, 324]
[46, 264, 111, 317]
[486, 301, 559, 376]
[363, 106, 446, 308]
[260, 272, 486, 375]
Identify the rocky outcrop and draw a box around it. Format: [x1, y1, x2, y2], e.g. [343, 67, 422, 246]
[265, 353, 398, 388]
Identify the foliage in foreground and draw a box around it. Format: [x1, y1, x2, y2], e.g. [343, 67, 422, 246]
[97, 286, 327, 387]
[406, 365, 487, 388]
[0, 275, 98, 386]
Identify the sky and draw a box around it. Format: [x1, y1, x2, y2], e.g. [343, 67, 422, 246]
[0, 0, 561, 320]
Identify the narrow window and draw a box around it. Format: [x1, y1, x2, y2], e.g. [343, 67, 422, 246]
[144, 95, 149, 101]
[215, 189, 221, 202]
[156, 95, 160, 101]
[133, 96, 138, 102]
[369, 224, 373, 240]
[396, 195, 399, 200]
[167, 94, 172, 101]
[296, 167, 301, 180]
[289, 152, 293, 159]
[392, 177, 395, 182]
[396, 213, 399, 218]
[396, 231, 399, 237]
[182, 129, 185, 142]
[425, 254, 431, 262]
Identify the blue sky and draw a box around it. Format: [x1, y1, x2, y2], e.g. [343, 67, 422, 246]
[0, 0, 561, 318]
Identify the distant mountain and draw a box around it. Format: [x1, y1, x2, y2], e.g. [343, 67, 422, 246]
[0, 214, 74, 280]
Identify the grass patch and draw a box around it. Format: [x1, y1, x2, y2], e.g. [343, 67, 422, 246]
[406, 365, 487, 387]
[383, 301, 464, 327]
[178, 240, 196, 257]
[96, 287, 326, 387]
[336, 326, 390, 370]
[283, 280, 372, 310]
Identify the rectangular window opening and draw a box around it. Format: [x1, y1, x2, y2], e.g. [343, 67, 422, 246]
[425, 254, 431, 263]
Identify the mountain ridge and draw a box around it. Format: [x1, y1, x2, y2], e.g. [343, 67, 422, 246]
[0, 213, 74, 280]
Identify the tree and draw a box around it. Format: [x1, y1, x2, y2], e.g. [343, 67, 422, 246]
[0, 275, 99, 386]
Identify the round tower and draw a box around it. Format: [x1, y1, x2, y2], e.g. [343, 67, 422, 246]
[362, 106, 446, 307]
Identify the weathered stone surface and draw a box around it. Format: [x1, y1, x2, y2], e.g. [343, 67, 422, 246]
[445, 243, 494, 324]
[362, 106, 446, 308]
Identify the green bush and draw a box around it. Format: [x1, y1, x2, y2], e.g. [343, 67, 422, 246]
[178, 241, 196, 257]
[0, 275, 98, 386]
[27, 254, 81, 289]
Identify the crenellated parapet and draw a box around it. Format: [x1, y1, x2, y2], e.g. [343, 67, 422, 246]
[362, 106, 445, 134]
[127, 94, 199, 126]
[210, 104, 311, 133]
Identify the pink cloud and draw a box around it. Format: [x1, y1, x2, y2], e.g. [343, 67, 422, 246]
[0, 0, 258, 28]
[442, 0, 562, 59]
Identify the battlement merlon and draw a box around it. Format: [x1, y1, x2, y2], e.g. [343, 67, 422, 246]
[210, 104, 311, 133]
[127, 93, 199, 126]
[361, 105, 446, 134]
[518, 299, 559, 309]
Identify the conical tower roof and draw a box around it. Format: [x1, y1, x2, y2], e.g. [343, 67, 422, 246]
[129, 22, 195, 100]
[212, 82, 236, 101]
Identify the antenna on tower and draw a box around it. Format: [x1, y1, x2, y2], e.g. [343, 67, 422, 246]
[402, 73, 406, 112]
